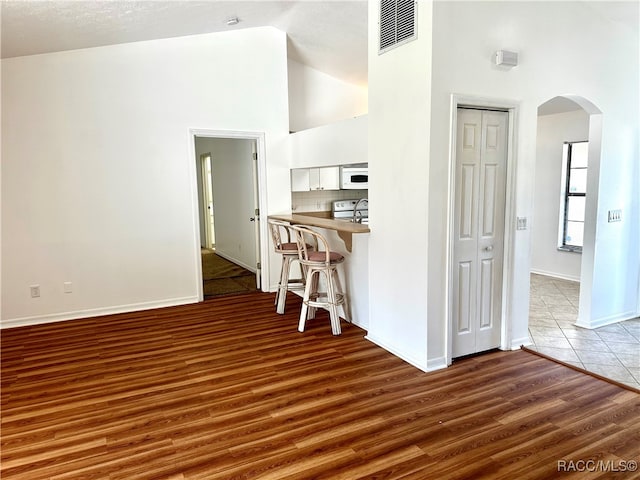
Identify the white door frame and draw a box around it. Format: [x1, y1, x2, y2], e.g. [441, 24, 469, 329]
[446, 95, 520, 365]
[188, 129, 269, 301]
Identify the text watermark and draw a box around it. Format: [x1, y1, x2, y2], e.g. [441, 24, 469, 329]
[558, 459, 637, 473]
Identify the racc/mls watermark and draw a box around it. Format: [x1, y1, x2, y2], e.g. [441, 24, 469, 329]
[557, 459, 637, 473]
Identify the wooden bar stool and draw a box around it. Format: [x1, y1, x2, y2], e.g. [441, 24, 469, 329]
[268, 219, 314, 314]
[291, 225, 350, 335]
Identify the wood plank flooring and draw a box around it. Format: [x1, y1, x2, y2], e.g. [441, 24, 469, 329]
[2, 292, 639, 479]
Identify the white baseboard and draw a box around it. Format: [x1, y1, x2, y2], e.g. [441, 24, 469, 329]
[575, 310, 638, 330]
[426, 356, 448, 372]
[530, 269, 580, 283]
[1, 296, 200, 329]
[214, 250, 256, 273]
[511, 335, 533, 350]
[364, 334, 430, 372]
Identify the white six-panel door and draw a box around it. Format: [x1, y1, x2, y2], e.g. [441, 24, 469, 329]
[452, 108, 508, 358]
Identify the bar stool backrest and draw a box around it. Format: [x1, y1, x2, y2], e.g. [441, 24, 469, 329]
[291, 225, 340, 266]
[268, 219, 298, 254]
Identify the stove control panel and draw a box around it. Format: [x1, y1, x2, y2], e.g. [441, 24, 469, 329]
[332, 199, 368, 212]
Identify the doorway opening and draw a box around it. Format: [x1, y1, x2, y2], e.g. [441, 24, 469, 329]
[530, 97, 589, 349]
[527, 96, 634, 386]
[200, 153, 215, 249]
[190, 130, 269, 299]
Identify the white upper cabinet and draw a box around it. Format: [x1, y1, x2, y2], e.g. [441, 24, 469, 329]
[291, 168, 311, 192]
[313, 167, 340, 190]
[291, 166, 340, 191]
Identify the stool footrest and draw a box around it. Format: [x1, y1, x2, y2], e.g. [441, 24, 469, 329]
[305, 293, 345, 307]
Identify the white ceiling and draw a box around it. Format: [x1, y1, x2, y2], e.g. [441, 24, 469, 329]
[0, 0, 369, 86]
[1, 1, 637, 90]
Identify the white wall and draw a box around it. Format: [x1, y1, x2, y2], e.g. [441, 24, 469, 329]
[367, 0, 433, 370]
[288, 58, 368, 132]
[367, 0, 639, 370]
[427, 0, 639, 345]
[532, 109, 590, 281]
[1, 27, 291, 326]
[289, 114, 368, 169]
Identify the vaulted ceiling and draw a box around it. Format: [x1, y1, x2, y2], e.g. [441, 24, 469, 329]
[0, 0, 369, 86]
[2, 1, 637, 90]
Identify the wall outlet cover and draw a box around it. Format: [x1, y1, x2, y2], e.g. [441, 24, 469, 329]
[517, 217, 527, 230]
[607, 209, 622, 223]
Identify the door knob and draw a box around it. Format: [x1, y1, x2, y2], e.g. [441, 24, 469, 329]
[484, 245, 493, 252]
[249, 217, 255, 222]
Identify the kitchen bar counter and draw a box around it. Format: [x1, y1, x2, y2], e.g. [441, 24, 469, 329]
[268, 212, 369, 252]
[268, 212, 370, 329]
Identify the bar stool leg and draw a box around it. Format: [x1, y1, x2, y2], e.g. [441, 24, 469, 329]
[275, 256, 283, 307]
[276, 255, 292, 314]
[308, 272, 319, 319]
[333, 268, 350, 324]
[326, 268, 341, 335]
[298, 269, 315, 332]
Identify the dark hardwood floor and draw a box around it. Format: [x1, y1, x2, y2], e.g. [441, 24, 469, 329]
[2, 292, 639, 479]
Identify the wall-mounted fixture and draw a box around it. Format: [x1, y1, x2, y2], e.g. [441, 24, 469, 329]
[494, 50, 518, 67]
[226, 16, 239, 26]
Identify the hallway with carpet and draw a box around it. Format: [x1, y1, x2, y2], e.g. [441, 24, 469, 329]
[201, 248, 257, 297]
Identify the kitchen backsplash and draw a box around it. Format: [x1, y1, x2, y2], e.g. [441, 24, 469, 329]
[292, 189, 368, 213]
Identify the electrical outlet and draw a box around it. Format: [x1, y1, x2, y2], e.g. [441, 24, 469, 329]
[64, 282, 73, 293]
[607, 209, 622, 223]
[516, 217, 528, 230]
[30, 285, 40, 298]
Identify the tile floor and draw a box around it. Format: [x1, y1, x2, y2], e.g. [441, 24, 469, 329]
[528, 273, 640, 390]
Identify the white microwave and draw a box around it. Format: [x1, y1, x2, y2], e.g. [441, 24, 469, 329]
[340, 165, 368, 189]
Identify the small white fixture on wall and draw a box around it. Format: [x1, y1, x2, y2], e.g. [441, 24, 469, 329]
[495, 50, 518, 67]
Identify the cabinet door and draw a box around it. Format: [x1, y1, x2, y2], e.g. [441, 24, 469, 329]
[291, 166, 340, 191]
[291, 168, 311, 192]
[319, 167, 340, 190]
[308, 168, 321, 190]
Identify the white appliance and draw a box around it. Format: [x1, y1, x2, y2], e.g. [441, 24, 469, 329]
[340, 165, 368, 189]
[332, 199, 368, 224]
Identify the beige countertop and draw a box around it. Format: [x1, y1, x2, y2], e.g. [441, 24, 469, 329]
[268, 212, 369, 251]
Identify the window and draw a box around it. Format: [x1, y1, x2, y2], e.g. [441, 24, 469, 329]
[559, 141, 588, 252]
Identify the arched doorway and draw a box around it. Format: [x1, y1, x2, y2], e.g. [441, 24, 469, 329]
[529, 96, 593, 367]
[528, 96, 639, 389]
[532, 95, 602, 328]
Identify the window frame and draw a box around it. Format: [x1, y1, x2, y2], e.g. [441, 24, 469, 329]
[558, 140, 588, 253]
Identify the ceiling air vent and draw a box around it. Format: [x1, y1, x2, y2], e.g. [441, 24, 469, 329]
[379, 0, 417, 54]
